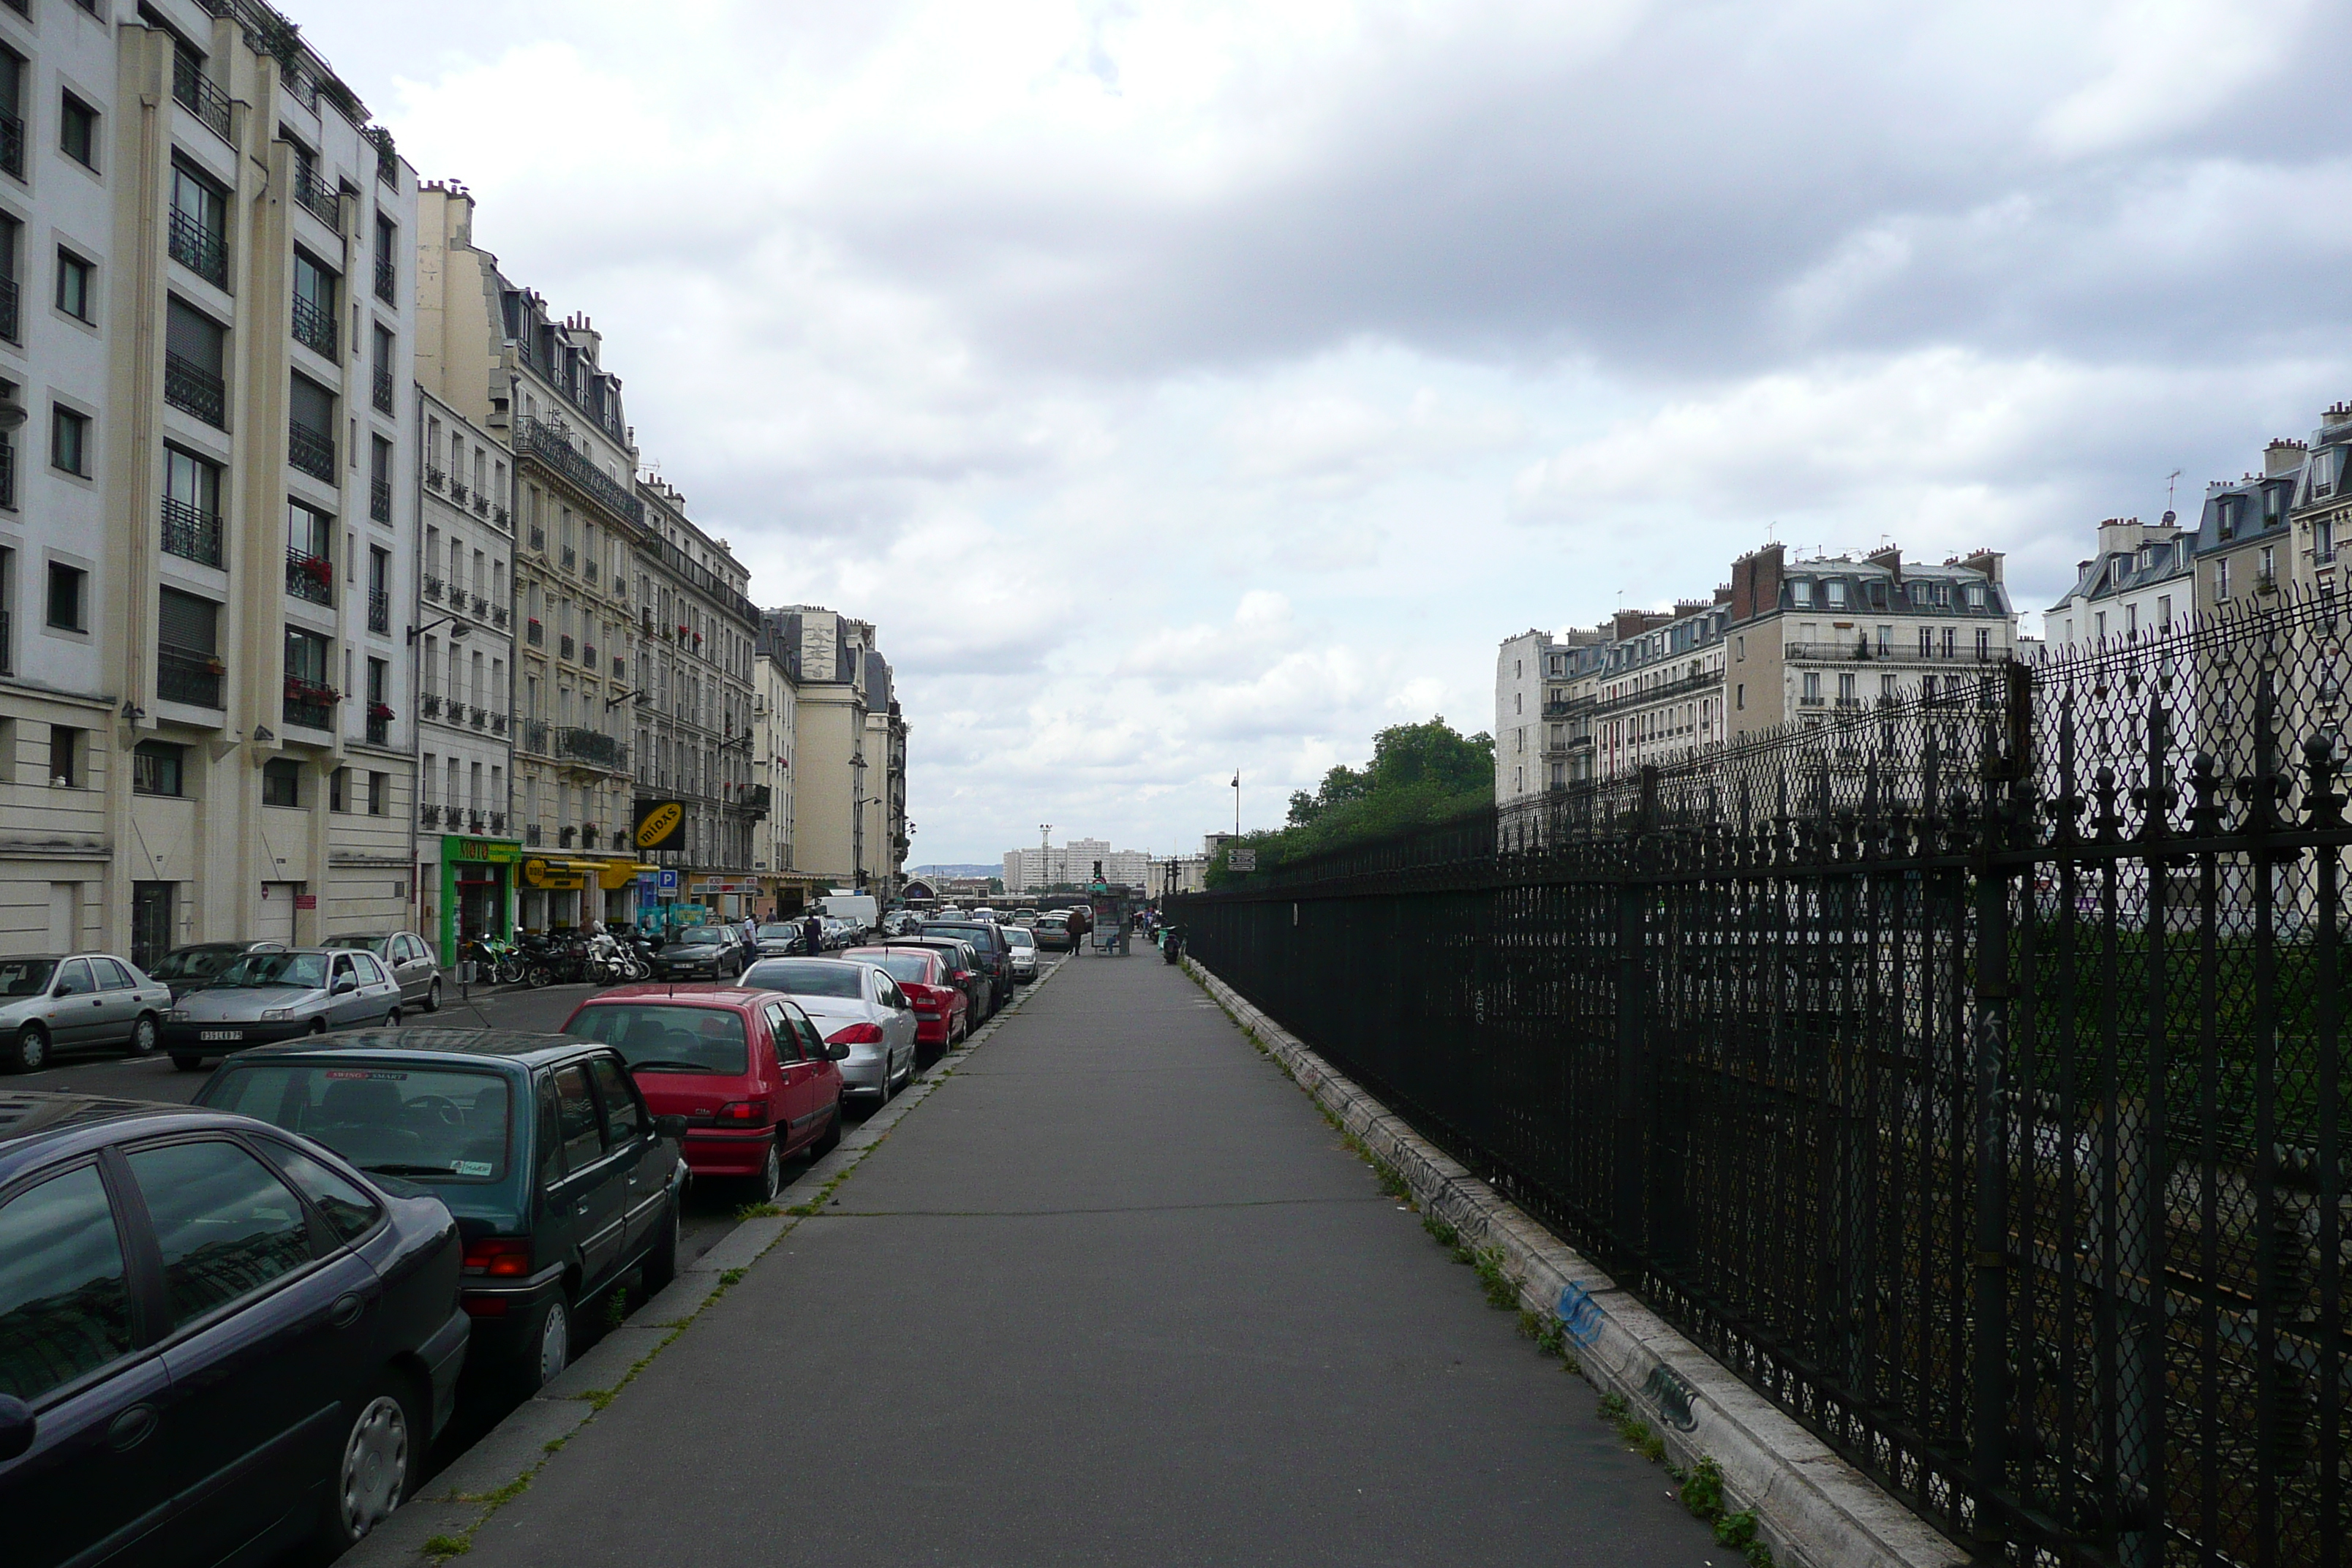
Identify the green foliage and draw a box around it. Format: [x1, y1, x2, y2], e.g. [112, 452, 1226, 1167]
[1471, 1245, 1518, 1308]
[1212, 717, 1493, 883]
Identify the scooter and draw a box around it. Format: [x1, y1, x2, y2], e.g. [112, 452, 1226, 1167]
[1161, 926, 1185, 965]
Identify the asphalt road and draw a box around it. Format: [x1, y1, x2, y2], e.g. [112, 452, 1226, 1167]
[454, 951, 1718, 1567]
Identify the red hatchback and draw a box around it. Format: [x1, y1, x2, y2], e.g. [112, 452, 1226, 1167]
[841, 946, 970, 1062]
[562, 986, 847, 1202]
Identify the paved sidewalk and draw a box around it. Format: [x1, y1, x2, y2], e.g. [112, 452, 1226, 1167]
[460, 953, 1715, 1567]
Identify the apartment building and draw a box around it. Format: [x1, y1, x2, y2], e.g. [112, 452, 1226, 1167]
[761, 605, 895, 894]
[413, 388, 516, 962]
[750, 638, 798, 909]
[2046, 516, 2194, 652]
[633, 475, 764, 922]
[1002, 837, 1156, 893]
[862, 660, 907, 906]
[0, 5, 419, 965]
[415, 182, 647, 930]
[1587, 599, 1731, 780]
[1725, 543, 2017, 742]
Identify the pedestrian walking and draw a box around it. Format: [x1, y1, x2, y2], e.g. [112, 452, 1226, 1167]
[1067, 902, 1091, 954]
[803, 911, 825, 954]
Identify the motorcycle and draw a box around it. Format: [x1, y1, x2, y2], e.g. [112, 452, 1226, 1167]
[1161, 926, 1185, 965]
[464, 935, 529, 987]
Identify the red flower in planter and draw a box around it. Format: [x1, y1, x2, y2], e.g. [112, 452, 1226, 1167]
[301, 555, 333, 586]
[368, 702, 395, 721]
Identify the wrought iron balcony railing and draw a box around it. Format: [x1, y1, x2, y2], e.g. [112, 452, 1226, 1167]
[421, 576, 442, 602]
[425, 466, 444, 491]
[368, 589, 390, 635]
[421, 693, 442, 717]
[172, 54, 233, 142]
[165, 353, 226, 427]
[167, 210, 227, 286]
[286, 549, 333, 606]
[0, 111, 23, 179]
[0, 276, 17, 344]
[161, 497, 223, 568]
[291, 294, 338, 358]
[295, 167, 340, 227]
[513, 417, 644, 527]
[288, 421, 335, 480]
[554, 725, 626, 772]
[372, 367, 393, 412]
[374, 253, 395, 304]
[157, 645, 224, 709]
[372, 478, 392, 522]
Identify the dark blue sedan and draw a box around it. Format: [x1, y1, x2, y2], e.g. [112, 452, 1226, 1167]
[0, 1091, 468, 1566]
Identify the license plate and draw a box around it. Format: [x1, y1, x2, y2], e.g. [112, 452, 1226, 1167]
[200, 1030, 242, 1042]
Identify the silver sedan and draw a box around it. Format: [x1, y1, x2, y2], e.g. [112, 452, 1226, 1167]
[321, 931, 445, 1011]
[0, 954, 175, 1072]
[739, 957, 919, 1106]
[162, 947, 406, 1069]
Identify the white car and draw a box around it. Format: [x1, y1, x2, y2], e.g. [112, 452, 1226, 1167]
[1003, 924, 1039, 981]
[740, 957, 920, 1106]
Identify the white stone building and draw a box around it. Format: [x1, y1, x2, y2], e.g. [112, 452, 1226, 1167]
[1003, 837, 1156, 892]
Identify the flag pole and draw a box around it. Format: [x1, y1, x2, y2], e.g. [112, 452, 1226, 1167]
[1232, 770, 1240, 837]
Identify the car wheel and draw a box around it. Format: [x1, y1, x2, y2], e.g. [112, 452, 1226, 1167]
[315, 1376, 420, 1553]
[309, 1017, 328, 1036]
[6, 1024, 48, 1074]
[519, 1292, 572, 1393]
[170, 1052, 204, 1072]
[640, 1199, 679, 1294]
[750, 1139, 782, 1202]
[424, 979, 442, 1013]
[127, 1014, 160, 1057]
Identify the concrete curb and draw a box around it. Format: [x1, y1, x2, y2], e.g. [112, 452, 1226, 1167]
[337, 957, 1071, 1566]
[1183, 958, 1967, 1568]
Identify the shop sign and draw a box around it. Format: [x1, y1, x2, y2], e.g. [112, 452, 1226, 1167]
[450, 837, 522, 864]
[633, 799, 687, 851]
[521, 858, 585, 890]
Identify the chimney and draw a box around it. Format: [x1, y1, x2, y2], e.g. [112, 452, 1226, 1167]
[1960, 549, 2003, 585]
[1731, 543, 1784, 622]
[1866, 544, 1901, 579]
[2094, 517, 2143, 558]
[2267, 439, 2307, 478]
[1713, 584, 1734, 606]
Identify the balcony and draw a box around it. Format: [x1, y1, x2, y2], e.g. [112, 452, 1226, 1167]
[554, 725, 626, 772]
[1784, 640, 2005, 665]
[1798, 694, 1826, 708]
[157, 645, 224, 709]
[611, 656, 625, 679]
[471, 593, 489, 618]
[0, 438, 13, 510]
[559, 635, 574, 662]
[524, 823, 542, 846]
[420, 804, 441, 828]
[451, 480, 469, 506]
[561, 546, 576, 571]
[468, 812, 486, 835]
[491, 606, 509, 628]
[491, 713, 508, 736]
[285, 549, 333, 606]
[164, 353, 226, 428]
[167, 210, 227, 287]
[295, 167, 340, 228]
[0, 607, 8, 674]
[372, 367, 393, 413]
[581, 644, 597, 669]
[288, 421, 335, 481]
[372, 478, 392, 523]
[425, 467, 445, 491]
[172, 55, 233, 143]
[742, 785, 772, 818]
[0, 111, 22, 179]
[421, 694, 442, 717]
[374, 254, 395, 304]
[494, 505, 510, 527]
[369, 590, 390, 635]
[490, 811, 506, 834]
[473, 494, 490, 518]
[525, 618, 543, 647]
[160, 497, 223, 568]
[421, 576, 443, 603]
[367, 712, 390, 747]
[529, 525, 546, 552]
[283, 676, 337, 731]
[583, 558, 598, 583]
[521, 720, 551, 755]
[292, 295, 339, 359]
[513, 416, 645, 527]
[470, 706, 487, 730]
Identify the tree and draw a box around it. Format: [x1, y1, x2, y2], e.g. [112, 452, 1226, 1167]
[1208, 717, 1494, 886]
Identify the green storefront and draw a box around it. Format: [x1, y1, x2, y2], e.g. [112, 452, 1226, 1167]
[433, 835, 519, 967]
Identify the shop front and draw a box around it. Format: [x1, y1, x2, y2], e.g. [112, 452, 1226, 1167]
[431, 836, 520, 967]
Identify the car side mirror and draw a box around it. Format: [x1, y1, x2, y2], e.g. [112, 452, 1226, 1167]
[652, 1114, 689, 1141]
[828, 1041, 851, 1060]
[0, 1394, 34, 1462]
[333, 978, 357, 995]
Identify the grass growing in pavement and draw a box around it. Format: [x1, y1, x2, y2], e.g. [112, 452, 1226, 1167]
[734, 1202, 783, 1219]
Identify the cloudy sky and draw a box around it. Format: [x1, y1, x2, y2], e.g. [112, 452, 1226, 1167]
[304, 0, 2352, 864]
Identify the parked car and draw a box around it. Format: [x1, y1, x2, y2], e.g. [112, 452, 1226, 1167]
[323, 932, 446, 1013]
[889, 936, 990, 1025]
[562, 987, 845, 1201]
[194, 1028, 688, 1395]
[1002, 924, 1040, 981]
[146, 941, 289, 1002]
[1008, 911, 1039, 928]
[650, 926, 750, 980]
[752, 923, 810, 959]
[880, 911, 923, 938]
[0, 954, 176, 1073]
[840, 946, 970, 1060]
[739, 959, 919, 1107]
[162, 949, 406, 1071]
[921, 920, 1015, 1013]
[0, 1090, 470, 1564]
[1033, 913, 1076, 953]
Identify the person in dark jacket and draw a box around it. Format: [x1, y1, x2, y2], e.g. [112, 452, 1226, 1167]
[1066, 902, 1090, 954]
[803, 913, 825, 954]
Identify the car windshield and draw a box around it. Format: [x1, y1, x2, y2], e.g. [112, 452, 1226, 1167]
[674, 931, 724, 948]
[0, 960, 57, 996]
[204, 1063, 510, 1181]
[566, 1006, 748, 1074]
[849, 952, 932, 984]
[320, 935, 387, 953]
[756, 925, 800, 940]
[211, 952, 329, 990]
[1004, 929, 1035, 949]
[147, 947, 249, 981]
[742, 960, 864, 998]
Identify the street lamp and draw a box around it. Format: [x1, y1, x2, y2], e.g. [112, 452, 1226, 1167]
[405, 616, 471, 646]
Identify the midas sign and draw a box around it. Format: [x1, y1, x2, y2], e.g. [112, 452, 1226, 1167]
[633, 799, 686, 851]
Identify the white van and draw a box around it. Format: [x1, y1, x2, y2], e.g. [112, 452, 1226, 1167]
[815, 893, 878, 930]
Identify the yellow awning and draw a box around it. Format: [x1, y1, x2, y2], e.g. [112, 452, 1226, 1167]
[598, 860, 660, 890]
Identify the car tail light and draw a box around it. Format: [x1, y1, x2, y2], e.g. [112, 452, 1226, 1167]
[462, 1237, 532, 1278]
[826, 1022, 884, 1045]
[462, 1296, 510, 1318]
[715, 1099, 767, 1126]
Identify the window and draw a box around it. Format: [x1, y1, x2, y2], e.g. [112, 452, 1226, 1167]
[2261, 544, 2276, 582]
[1837, 672, 1855, 703]
[50, 405, 87, 475]
[288, 374, 335, 480]
[1735, 683, 1744, 710]
[54, 249, 91, 320]
[59, 94, 96, 169]
[1790, 579, 1812, 606]
[588, 1057, 642, 1142]
[262, 757, 300, 807]
[132, 740, 184, 796]
[165, 298, 227, 427]
[263, 1143, 381, 1245]
[45, 561, 85, 630]
[368, 770, 387, 815]
[1976, 627, 1991, 657]
[551, 1064, 605, 1173]
[1801, 672, 1820, 702]
[2217, 557, 2232, 600]
[2158, 595, 2173, 627]
[1919, 626, 1933, 657]
[125, 1142, 312, 1328]
[0, 1164, 132, 1402]
[2095, 611, 2106, 640]
[328, 765, 346, 812]
[291, 252, 337, 358]
[1966, 584, 1986, 608]
[2126, 603, 2138, 636]
[374, 213, 398, 301]
[1910, 581, 1929, 606]
[1877, 625, 1892, 654]
[1881, 674, 1897, 700]
[1825, 579, 1847, 608]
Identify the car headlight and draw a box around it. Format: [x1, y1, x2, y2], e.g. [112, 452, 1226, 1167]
[260, 1009, 287, 1021]
[167, 1009, 188, 1022]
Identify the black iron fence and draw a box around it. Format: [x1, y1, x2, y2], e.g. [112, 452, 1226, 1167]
[1178, 594, 2352, 1568]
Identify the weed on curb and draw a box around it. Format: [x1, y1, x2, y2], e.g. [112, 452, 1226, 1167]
[1673, 1455, 1775, 1567]
[734, 1202, 783, 1219]
[422, 1534, 472, 1559]
[1471, 1246, 1518, 1309]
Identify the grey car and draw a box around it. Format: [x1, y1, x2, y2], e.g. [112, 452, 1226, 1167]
[323, 930, 445, 1011]
[161, 946, 407, 1069]
[146, 939, 290, 1001]
[0, 953, 176, 1071]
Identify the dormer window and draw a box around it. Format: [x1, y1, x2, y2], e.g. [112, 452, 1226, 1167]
[1966, 584, 1986, 608]
[2314, 451, 2337, 502]
[1909, 581, 1929, 606]
[1825, 579, 1847, 608]
[2217, 494, 2240, 538]
[2266, 484, 2285, 523]
[1790, 579, 1812, 606]
[2137, 546, 2151, 571]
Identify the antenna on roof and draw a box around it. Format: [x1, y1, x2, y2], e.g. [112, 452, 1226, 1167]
[2166, 469, 2182, 516]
